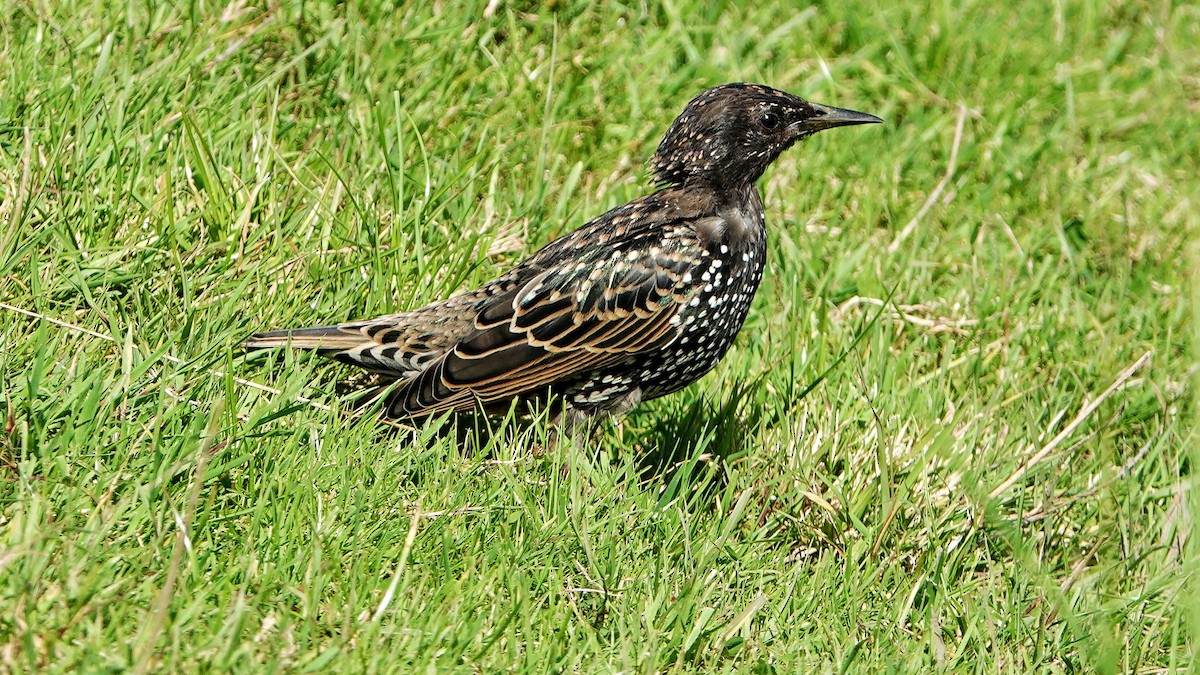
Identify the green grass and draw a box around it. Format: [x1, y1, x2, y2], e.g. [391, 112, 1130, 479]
[1, 0, 1196, 671]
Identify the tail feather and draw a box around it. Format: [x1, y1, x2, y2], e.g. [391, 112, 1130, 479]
[242, 326, 366, 353]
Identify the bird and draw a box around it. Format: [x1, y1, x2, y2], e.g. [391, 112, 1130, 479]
[244, 83, 881, 430]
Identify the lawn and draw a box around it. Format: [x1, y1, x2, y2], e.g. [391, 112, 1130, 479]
[1, 0, 1196, 672]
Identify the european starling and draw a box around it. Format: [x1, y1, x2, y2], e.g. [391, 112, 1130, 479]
[245, 83, 880, 425]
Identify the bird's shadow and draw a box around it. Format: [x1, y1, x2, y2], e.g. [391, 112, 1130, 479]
[332, 376, 563, 458]
[331, 372, 765, 505]
[621, 381, 766, 503]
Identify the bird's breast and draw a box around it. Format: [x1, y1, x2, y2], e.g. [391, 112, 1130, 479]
[671, 227, 765, 347]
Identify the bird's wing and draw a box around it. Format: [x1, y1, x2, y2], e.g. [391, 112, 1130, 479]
[385, 228, 705, 417]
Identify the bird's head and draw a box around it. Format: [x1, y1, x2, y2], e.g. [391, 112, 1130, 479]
[650, 83, 881, 191]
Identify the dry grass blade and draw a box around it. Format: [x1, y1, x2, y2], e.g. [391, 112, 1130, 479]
[988, 350, 1153, 500]
[132, 400, 222, 674]
[888, 104, 968, 254]
[371, 505, 424, 622]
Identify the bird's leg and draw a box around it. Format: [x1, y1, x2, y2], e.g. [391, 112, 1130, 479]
[604, 387, 643, 418]
[603, 387, 642, 447]
[548, 404, 596, 450]
[547, 387, 643, 450]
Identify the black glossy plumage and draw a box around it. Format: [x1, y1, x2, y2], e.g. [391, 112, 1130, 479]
[244, 83, 881, 422]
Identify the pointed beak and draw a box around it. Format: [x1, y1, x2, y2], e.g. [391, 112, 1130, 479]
[799, 101, 883, 132]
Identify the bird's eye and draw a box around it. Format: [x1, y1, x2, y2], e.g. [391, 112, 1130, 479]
[759, 111, 781, 130]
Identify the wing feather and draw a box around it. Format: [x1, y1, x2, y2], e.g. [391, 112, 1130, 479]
[385, 226, 705, 416]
